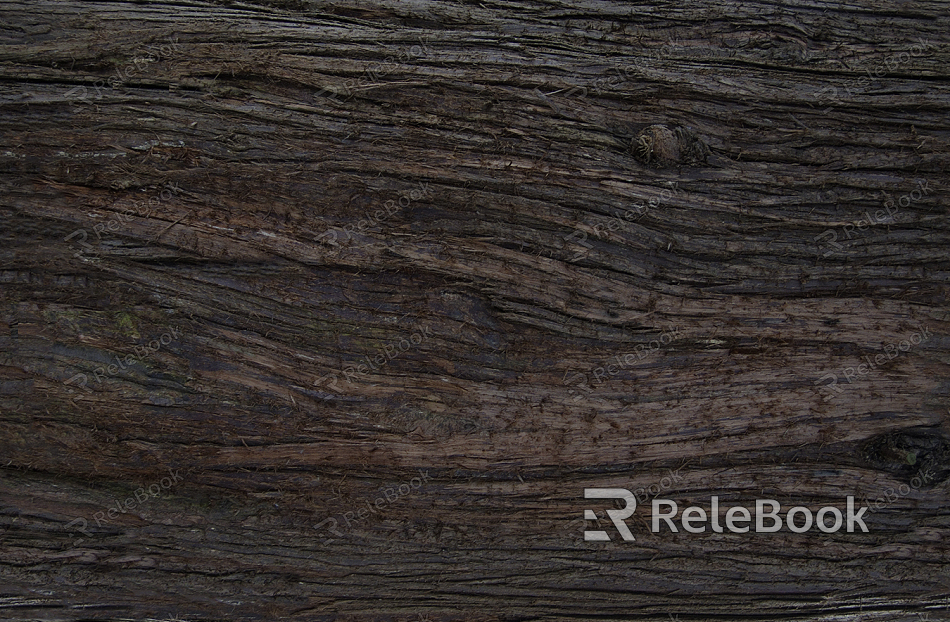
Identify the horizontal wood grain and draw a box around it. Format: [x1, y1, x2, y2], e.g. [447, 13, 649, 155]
[1, 0, 949, 619]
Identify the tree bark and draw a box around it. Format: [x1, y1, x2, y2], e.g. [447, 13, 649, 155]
[1, 0, 950, 620]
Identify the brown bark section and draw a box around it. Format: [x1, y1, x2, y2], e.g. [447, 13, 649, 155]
[1, 0, 950, 620]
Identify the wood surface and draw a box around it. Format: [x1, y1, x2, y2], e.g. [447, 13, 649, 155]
[1, 0, 949, 620]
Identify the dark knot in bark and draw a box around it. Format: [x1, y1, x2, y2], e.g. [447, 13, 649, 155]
[632, 124, 710, 167]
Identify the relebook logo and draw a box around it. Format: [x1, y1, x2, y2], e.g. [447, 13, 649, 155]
[583, 489, 868, 541]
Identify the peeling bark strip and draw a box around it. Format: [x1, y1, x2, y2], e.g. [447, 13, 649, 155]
[63, 325, 184, 392]
[564, 326, 681, 401]
[64, 182, 183, 256]
[815, 179, 933, 257]
[315, 182, 432, 247]
[315, 36, 432, 102]
[814, 324, 933, 402]
[1, 0, 950, 620]
[814, 38, 941, 112]
[564, 182, 679, 260]
[314, 325, 433, 396]
[64, 37, 185, 106]
[65, 468, 183, 545]
[315, 469, 432, 544]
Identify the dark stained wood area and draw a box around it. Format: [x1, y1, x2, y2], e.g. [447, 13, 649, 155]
[1, 0, 949, 620]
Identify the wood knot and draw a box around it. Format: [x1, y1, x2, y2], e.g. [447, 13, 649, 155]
[632, 124, 709, 167]
[862, 429, 950, 487]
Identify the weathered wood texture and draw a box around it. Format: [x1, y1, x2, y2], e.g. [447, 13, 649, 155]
[1, 0, 950, 620]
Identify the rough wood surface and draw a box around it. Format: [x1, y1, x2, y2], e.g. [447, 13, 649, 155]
[1, 0, 950, 620]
